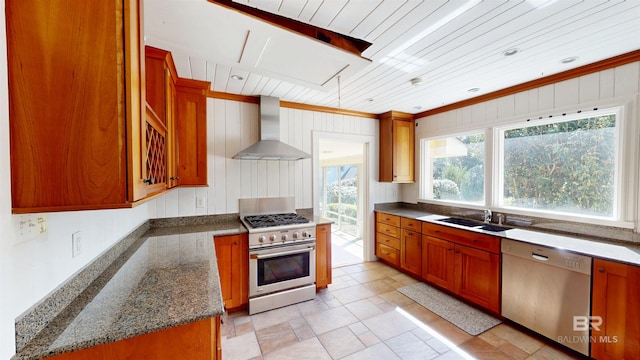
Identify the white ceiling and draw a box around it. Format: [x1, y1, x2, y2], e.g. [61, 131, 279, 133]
[144, 0, 640, 114]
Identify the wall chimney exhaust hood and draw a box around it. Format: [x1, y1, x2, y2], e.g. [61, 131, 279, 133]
[233, 96, 311, 161]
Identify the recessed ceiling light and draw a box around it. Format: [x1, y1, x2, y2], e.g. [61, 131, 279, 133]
[230, 74, 244, 80]
[468, 87, 480, 92]
[410, 77, 425, 86]
[502, 48, 519, 56]
[560, 56, 579, 64]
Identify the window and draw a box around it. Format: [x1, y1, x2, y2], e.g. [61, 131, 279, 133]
[423, 133, 485, 204]
[419, 107, 624, 223]
[500, 110, 618, 218]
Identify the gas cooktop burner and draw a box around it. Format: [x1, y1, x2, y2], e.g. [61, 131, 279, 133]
[244, 213, 310, 228]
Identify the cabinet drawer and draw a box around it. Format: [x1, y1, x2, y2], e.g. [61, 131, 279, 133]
[401, 217, 420, 232]
[377, 222, 400, 238]
[377, 233, 400, 250]
[376, 212, 401, 227]
[377, 243, 399, 266]
[422, 222, 500, 254]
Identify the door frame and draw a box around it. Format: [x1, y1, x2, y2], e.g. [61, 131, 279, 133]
[312, 131, 375, 262]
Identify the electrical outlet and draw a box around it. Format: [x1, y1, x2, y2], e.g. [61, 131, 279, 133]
[196, 238, 205, 251]
[37, 215, 48, 234]
[196, 197, 205, 208]
[72, 232, 82, 258]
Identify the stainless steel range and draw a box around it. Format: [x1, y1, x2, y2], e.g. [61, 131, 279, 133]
[239, 197, 316, 315]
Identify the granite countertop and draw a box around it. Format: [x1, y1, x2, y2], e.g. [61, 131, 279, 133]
[13, 218, 246, 360]
[376, 208, 640, 267]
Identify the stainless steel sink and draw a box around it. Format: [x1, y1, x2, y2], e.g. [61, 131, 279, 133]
[435, 217, 512, 232]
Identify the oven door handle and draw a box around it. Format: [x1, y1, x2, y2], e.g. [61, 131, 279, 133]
[251, 246, 315, 260]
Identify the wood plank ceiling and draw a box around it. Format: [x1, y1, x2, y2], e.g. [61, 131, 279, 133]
[144, 0, 640, 114]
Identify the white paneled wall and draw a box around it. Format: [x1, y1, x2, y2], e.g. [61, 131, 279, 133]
[406, 62, 640, 212]
[153, 99, 401, 216]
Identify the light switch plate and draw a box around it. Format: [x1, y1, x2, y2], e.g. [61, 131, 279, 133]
[72, 232, 82, 258]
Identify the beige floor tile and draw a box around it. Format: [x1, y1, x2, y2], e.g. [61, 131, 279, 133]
[345, 298, 385, 320]
[340, 342, 401, 360]
[255, 322, 298, 354]
[391, 272, 420, 286]
[427, 318, 473, 346]
[378, 290, 415, 307]
[234, 321, 254, 337]
[305, 305, 359, 335]
[362, 308, 418, 340]
[498, 342, 530, 359]
[292, 324, 316, 342]
[526, 345, 582, 360]
[222, 331, 262, 360]
[318, 326, 366, 359]
[295, 297, 329, 316]
[401, 302, 441, 325]
[263, 337, 332, 360]
[362, 278, 398, 294]
[330, 283, 376, 304]
[350, 268, 389, 283]
[251, 305, 302, 331]
[478, 330, 507, 348]
[385, 332, 440, 359]
[358, 330, 382, 347]
[490, 324, 545, 354]
[328, 274, 360, 290]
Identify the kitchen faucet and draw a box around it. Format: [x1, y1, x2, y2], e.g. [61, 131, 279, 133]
[483, 209, 492, 223]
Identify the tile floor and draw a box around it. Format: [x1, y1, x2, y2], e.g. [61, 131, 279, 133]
[222, 261, 583, 360]
[331, 229, 363, 268]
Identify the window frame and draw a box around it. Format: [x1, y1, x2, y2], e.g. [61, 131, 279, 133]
[494, 107, 623, 222]
[418, 105, 633, 228]
[419, 129, 489, 206]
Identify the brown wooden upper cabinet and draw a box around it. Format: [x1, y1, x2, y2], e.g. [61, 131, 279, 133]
[175, 79, 209, 186]
[7, 0, 146, 212]
[379, 111, 415, 183]
[145, 46, 179, 189]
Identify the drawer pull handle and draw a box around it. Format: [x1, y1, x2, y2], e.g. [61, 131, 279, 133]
[472, 239, 477, 243]
[447, 248, 453, 251]
[598, 268, 605, 273]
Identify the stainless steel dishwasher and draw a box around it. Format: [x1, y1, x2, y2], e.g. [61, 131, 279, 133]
[501, 239, 592, 356]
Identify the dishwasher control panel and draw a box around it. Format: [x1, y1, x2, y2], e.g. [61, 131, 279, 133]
[501, 239, 592, 275]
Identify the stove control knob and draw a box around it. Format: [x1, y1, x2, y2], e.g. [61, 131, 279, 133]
[258, 235, 266, 243]
[269, 235, 276, 242]
[293, 232, 299, 239]
[282, 234, 288, 241]
[302, 230, 309, 238]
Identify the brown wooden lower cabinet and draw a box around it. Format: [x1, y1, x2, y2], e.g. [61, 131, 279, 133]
[421, 236, 455, 290]
[316, 224, 332, 289]
[400, 228, 422, 277]
[214, 233, 249, 310]
[591, 258, 640, 360]
[421, 234, 500, 314]
[46, 317, 220, 360]
[453, 244, 500, 313]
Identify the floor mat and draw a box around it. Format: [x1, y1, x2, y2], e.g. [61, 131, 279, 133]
[398, 282, 501, 335]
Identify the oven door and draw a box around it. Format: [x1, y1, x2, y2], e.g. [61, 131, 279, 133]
[249, 241, 316, 298]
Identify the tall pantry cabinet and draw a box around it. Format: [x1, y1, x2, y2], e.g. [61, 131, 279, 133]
[7, 0, 153, 212]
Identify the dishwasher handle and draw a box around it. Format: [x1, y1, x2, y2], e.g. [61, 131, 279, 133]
[531, 253, 549, 261]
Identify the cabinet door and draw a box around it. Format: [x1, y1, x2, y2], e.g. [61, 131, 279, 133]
[400, 229, 421, 277]
[592, 259, 640, 360]
[422, 236, 455, 290]
[392, 119, 415, 183]
[176, 80, 209, 185]
[8, 0, 133, 211]
[143, 106, 168, 195]
[214, 234, 248, 310]
[316, 224, 332, 289]
[454, 244, 500, 313]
